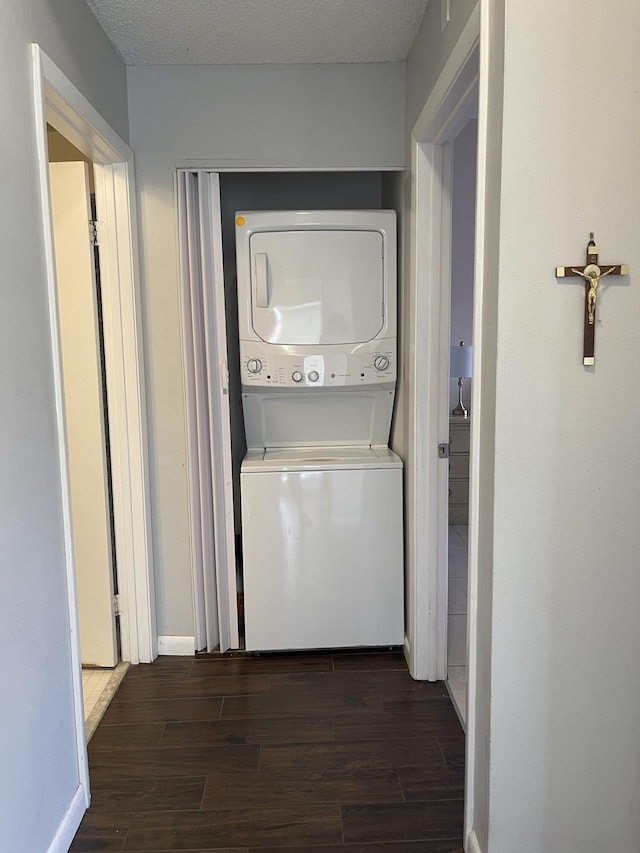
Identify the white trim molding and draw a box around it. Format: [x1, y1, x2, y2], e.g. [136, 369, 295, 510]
[466, 829, 484, 853]
[32, 42, 89, 809]
[94, 160, 157, 664]
[45, 784, 89, 853]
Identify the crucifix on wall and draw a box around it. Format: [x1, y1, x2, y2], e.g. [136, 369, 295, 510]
[555, 234, 629, 365]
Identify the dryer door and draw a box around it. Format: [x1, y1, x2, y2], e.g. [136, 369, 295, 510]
[249, 229, 384, 345]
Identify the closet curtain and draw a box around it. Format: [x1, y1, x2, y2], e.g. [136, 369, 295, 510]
[176, 170, 238, 652]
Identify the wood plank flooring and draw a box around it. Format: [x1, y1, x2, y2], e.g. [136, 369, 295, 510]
[70, 651, 465, 852]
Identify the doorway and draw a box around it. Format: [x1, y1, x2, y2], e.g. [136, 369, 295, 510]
[446, 115, 478, 724]
[31, 44, 155, 804]
[404, 34, 480, 687]
[48, 132, 119, 669]
[47, 131, 134, 737]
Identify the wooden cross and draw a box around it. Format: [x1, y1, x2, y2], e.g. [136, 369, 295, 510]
[556, 234, 629, 365]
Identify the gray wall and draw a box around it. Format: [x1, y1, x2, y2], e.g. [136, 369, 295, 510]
[469, 0, 640, 849]
[0, 0, 127, 847]
[406, 0, 479, 134]
[127, 62, 406, 640]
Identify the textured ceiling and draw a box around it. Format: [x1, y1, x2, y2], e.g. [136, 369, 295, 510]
[84, 0, 430, 65]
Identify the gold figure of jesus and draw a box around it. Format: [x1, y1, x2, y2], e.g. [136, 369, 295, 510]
[570, 263, 617, 324]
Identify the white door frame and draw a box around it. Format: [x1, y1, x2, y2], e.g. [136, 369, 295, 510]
[405, 9, 480, 682]
[31, 43, 156, 791]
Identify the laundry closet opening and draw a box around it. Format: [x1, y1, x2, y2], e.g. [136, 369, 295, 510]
[182, 169, 405, 654]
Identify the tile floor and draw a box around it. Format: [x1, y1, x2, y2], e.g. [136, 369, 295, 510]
[82, 663, 130, 740]
[447, 525, 468, 726]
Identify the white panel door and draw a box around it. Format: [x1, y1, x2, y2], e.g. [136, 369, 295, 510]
[49, 161, 118, 667]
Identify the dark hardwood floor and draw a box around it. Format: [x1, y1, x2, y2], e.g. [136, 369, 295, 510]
[70, 650, 465, 852]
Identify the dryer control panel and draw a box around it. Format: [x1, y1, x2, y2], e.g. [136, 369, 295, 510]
[240, 342, 396, 388]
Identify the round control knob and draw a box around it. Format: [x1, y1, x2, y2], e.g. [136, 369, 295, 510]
[247, 358, 262, 374]
[291, 370, 304, 383]
[308, 370, 320, 383]
[374, 354, 390, 371]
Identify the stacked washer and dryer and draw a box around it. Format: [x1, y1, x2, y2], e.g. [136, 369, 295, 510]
[235, 210, 404, 652]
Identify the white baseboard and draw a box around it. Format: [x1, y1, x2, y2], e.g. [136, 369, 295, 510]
[157, 635, 195, 656]
[46, 783, 89, 853]
[466, 829, 483, 853]
[403, 633, 414, 677]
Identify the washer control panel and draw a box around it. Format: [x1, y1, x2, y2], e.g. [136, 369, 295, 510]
[240, 343, 396, 387]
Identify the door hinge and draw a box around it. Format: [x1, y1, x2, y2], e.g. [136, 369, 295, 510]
[89, 219, 102, 247]
[113, 594, 121, 617]
[438, 442, 450, 459]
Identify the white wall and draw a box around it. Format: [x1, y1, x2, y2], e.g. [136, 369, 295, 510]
[469, 0, 640, 850]
[0, 0, 128, 848]
[406, 0, 478, 137]
[127, 63, 406, 639]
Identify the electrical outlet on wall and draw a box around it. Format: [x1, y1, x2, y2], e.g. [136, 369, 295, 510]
[441, 0, 451, 31]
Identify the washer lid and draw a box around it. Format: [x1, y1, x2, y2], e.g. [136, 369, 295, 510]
[242, 445, 402, 472]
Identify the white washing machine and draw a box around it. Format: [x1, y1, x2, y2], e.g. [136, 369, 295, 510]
[236, 210, 404, 652]
[241, 446, 403, 651]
